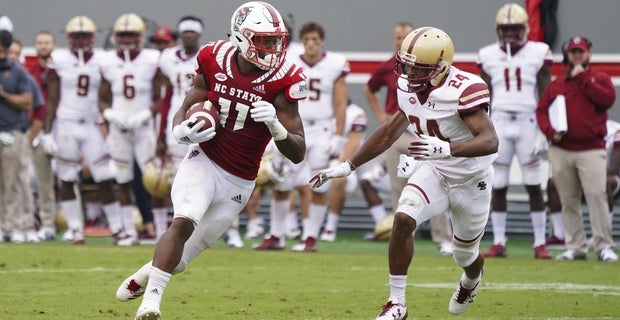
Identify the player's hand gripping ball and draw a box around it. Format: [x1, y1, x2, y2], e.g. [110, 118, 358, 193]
[185, 100, 220, 131]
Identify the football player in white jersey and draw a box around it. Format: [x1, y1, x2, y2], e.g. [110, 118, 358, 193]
[477, 3, 553, 259]
[259, 21, 348, 252]
[151, 15, 203, 241]
[43, 16, 126, 245]
[311, 27, 498, 318]
[100, 13, 163, 246]
[319, 100, 390, 242]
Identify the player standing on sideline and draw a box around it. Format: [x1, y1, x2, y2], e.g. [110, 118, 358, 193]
[364, 21, 453, 255]
[151, 16, 203, 242]
[99, 13, 163, 246]
[116, 2, 307, 319]
[42, 16, 127, 245]
[311, 27, 498, 318]
[478, 3, 552, 259]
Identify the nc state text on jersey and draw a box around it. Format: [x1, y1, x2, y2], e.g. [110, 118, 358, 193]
[213, 83, 263, 103]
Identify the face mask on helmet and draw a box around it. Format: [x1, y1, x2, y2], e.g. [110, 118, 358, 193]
[395, 26, 454, 93]
[229, 1, 289, 70]
[495, 3, 529, 49]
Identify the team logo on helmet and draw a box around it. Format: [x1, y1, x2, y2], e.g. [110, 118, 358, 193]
[233, 6, 252, 32]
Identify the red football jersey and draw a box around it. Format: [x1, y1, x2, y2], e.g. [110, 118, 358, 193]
[196, 40, 306, 179]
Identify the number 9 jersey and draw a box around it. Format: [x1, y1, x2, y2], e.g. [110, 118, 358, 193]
[196, 40, 307, 180]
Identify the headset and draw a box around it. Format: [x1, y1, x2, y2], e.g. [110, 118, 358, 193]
[561, 36, 592, 64]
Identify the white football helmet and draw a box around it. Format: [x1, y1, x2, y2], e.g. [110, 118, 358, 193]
[65, 16, 97, 53]
[396, 26, 454, 93]
[142, 157, 173, 198]
[113, 13, 146, 52]
[495, 3, 529, 48]
[229, 1, 289, 70]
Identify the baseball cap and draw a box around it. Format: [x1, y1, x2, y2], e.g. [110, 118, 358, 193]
[0, 15, 13, 32]
[149, 26, 175, 43]
[567, 36, 590, 52]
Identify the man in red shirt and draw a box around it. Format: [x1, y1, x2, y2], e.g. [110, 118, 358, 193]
[364, 21, 453, 255]
[536, 36, 618, 262]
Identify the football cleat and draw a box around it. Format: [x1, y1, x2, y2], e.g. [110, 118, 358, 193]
[291, 237, 317, 252]
[448, 273, 481, 315]
[135, 306, 161, 320]
[73, 231, 85, 245]
[376, 301, 408, 320]
[598, 247, 619, 262]
[545, 235, 565, 247]
[224, 229, 244, 248]
[533, 245, 552, 259]
[253, 235, 285, 250]
[482, 244, 507, 257]
[244, 217, 264, 239]
[319, 230, 336, 242]
[117, 277, 146, 301]
[37, 226, 56, 241]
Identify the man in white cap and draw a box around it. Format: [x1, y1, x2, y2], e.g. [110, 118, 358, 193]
[0, 16, 13, 32]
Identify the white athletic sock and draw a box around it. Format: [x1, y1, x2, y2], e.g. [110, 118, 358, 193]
[530, 210, 546, 247]
[369, 204, 387, 223]
[152, 208, 169, 239]
[388, 274, 407, 306]
[490, 211, 507, 245]
[140, 266, 171, 311]
[308, 203, 327, 238]
[270, 199, 288, 239]
[85, 202, 102, 221]
[324, 212, 339, 232]
[286, 211, 299, 232]
[102, 202, 123, 234]
[121, 205, 137, 237]
[134, 261, 153, 286]
[300, 218, 310, 240]
[549, 211, 564, 239]
[61, 199, 83, 231]
[460, 271, 481, 289]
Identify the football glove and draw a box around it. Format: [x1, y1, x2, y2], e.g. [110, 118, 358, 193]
[397, 154, 420, 178]
[172, 119, 216, 145]
[39, 133, 57, 156]
[408, 134, 451, 160]
[532, 131, 549, 157]
[250, 101, 277, 123]
[328, 135, 347, 159]
[126, 109, 152, 129]
[309, 160, 353, 189]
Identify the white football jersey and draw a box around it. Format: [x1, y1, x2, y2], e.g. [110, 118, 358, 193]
[605, 119, 620, 157]
[477, 41, 552, 113]
[288, 51, 349, 121]
[99, 49, 161, 117]
[49, 49, 105, 121]
[344, 102, 367, 137]
[397, 66, 497, 180]
[158, 46, 197, 113]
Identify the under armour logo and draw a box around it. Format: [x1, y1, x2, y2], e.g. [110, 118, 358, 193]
[478, 181, 487, 190]
[433, 147, 443, 153]
[188, 150, 200, 159]
[427, 101, 436, 108]
[231, 194, 242, 204]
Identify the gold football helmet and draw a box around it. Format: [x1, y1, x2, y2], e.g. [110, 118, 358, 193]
[495, 3, 529, 48]
[373, 213, 395, 241]
[65, 16, 97, 53]
[255, 152, 290, 188]
[142, 157, 173, 198]
[396, 26, 454, 93]
[113, 13, 145, 52]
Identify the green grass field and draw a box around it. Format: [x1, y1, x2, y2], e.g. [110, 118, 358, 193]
[1, 233, 619, 319]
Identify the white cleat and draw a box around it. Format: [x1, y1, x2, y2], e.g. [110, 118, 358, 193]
[135, 307, 161, 320]
[225, 229, 244, 248]
[375, 301, 408, 320]
[116, 235, 139, 247]
[448, 273, 480, 315]
[244, 217, 264, 239]
[117, 276, 146, 301]
[319, 230, 336, 242]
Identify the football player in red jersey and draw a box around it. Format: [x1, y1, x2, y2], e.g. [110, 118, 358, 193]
[116, 2, 307, 319]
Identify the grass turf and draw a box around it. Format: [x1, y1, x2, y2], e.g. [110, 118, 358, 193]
[0, 233, 618, 319]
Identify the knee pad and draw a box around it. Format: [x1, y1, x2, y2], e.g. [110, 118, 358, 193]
[492, 164, 510, 189]
[521, 162, 542, 186]
[452, 239, 480, 268]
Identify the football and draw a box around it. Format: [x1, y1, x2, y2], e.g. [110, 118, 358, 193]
[185, 100, 220, 132]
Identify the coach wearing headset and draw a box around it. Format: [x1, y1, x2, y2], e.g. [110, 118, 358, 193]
[536, 36, 618, 262]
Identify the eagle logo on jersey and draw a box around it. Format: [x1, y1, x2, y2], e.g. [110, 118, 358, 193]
[233, 6, 252, 32]
[408, 96, 417, 105]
